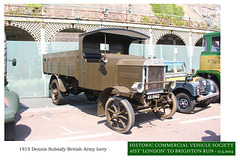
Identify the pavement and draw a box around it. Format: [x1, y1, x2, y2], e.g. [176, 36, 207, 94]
[15, 94, 220, 141]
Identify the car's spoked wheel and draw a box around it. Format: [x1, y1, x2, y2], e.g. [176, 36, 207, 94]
[153, 93, 177, 119]
[105, 96, 135, 134]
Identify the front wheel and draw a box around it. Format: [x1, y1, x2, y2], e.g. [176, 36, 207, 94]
[105, 96, 135, 134]
[153, 93, 177, 119]
[176, 92, 196, 114]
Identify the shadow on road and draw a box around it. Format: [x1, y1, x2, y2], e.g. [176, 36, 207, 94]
[201, 130, 220, 142]
[14, 103, 31, 141]
[65, 94, 98, 116]
[64, 94, 169, 134]
[193, 105, 212, 114]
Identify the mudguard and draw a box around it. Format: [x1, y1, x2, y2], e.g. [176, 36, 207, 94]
[195, 70, 221, 84]
[97, 86, 130, 116]
[173, 82, 199, 97]
[50, 74, 67, 92]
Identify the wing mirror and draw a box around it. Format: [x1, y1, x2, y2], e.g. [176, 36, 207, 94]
[100, 55, 108, 65]
[12, 58, 17, 66]
[7, 58, 17, 66]
[190, 69, 195, 75]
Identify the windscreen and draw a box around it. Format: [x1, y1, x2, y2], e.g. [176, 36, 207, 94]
[83, 33, 133, 55]
[165, 62, 184, 73]
[211, 36, 220, 52]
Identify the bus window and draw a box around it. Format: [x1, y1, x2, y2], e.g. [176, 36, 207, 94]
[211, 36, 220, 52]
[203, 38, 207, 52]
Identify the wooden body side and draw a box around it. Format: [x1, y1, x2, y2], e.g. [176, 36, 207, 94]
[43, 50, 79, 79]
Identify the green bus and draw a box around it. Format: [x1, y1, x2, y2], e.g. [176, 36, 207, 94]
[195, 31, 220, 101]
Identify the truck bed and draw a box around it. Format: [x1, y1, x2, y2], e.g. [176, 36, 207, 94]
[43, 50, 79, 78]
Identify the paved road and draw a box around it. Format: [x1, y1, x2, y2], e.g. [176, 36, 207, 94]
[15, 95, 220, 141]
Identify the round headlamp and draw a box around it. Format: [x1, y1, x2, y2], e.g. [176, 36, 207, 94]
[131, 82, 144, 93]
[202, 79, 206, 86]
[210, 81, 215, 92]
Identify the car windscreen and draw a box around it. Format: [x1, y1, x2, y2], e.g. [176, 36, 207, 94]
[165, 62, 184, 73]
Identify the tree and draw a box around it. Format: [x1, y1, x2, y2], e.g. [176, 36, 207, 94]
[150, 4, 185, 17]
[26, 4, 42, 15]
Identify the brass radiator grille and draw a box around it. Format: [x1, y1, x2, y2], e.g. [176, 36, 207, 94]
[147, 66, 165, 90]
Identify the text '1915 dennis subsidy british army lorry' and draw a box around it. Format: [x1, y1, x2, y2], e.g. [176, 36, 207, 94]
[43, 28, 177, 133]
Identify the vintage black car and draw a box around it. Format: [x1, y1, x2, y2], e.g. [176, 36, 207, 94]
[164, 61, 219, 113]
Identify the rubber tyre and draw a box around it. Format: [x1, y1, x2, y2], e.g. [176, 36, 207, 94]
[196, 99, 211, 107]
[85, 91, 98, 101]
[176, 92, 196, 114]
[153, 92, 177, 119]
[50, 79, 65, 105]
[105, 96, 135, 134]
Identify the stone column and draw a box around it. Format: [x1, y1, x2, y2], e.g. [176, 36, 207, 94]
[188, 31, 193, 72]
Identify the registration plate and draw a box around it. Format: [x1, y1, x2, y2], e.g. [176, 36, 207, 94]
[147, 94, 160, 100]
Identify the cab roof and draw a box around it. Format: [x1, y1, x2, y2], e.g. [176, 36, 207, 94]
[79, 28, 149, 55]
[204, 31, 220, 38]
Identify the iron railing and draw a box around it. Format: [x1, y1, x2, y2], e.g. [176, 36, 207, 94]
[4, 4, 220, 31]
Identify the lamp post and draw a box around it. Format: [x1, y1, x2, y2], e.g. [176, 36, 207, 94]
[126, 4, 132, 21]
[102, 8, 108, 17]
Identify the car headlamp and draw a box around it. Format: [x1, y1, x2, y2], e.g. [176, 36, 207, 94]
[210, 81, 215, 92]
[202, 79, 206, 86]
[131, 82, 144, 93]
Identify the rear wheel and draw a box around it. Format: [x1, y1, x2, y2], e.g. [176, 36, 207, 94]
[85, 91, 98, 101]
[105, 96, 135, 134]
[50, 79, 65, 105]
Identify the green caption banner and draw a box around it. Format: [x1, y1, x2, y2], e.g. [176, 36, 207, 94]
[128, 142, 235, 156]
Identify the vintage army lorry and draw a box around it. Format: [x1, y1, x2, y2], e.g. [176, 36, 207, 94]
[43, 28, 177, 133]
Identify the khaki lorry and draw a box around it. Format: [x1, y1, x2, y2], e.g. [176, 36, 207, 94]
[43, 28, 177, 133]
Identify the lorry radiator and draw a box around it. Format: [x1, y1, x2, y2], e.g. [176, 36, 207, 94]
[147, 66, 165, 90]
